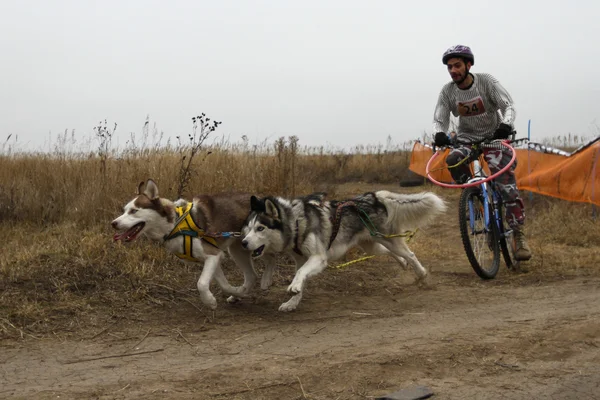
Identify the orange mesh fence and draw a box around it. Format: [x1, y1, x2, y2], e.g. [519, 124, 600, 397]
[409, 137, 600, 206]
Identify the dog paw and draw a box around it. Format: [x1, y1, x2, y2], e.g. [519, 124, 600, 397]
[278, 301, 297, 312]
[279, 293, 303, 312]
[415, 273, 431, 288]
[199, 293, 218, 310]
[415, 267, 428, 280]
[227, 286, 249, 297]
[226, 295, 241, 304]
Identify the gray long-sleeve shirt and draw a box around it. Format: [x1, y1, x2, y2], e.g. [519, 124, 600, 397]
[433, 73, 516, 144]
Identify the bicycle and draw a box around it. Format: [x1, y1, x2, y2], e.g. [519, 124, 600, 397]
[426, 137, 523, 279]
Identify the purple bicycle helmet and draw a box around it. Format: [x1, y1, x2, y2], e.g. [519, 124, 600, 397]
[442, 45, 475, 65]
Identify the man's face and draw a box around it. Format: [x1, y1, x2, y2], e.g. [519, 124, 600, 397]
[447, 57, 470, 83]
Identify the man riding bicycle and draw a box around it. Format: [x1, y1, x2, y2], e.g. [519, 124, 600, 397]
[432, 44, 532, 261]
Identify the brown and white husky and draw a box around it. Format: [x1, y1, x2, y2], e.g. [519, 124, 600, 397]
[111, 179, 275, 310]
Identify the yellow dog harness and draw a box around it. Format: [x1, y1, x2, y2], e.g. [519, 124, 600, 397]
[163, 203, 219, 262]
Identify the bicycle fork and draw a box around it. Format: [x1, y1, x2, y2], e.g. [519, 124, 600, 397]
[467, 182, 492, 235]
[467, 184, 510, 240]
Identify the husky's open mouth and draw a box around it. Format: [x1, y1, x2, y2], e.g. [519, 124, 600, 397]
[252, 245, 265, 258]
[113, 222, 145, 242]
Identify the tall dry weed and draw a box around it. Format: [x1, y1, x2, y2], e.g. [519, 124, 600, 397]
[0, 123, 412, 225]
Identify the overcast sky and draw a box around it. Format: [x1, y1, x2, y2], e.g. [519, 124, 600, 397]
[1, 0, 599, 151]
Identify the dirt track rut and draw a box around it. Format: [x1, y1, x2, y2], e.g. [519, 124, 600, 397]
[2, 275, 600, 400]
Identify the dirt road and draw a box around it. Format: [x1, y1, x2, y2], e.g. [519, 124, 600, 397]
[3, 269, 600, 399]
[2, 185, 599, 399]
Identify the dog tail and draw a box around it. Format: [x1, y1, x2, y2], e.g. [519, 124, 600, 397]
[375, 190, 447, 232]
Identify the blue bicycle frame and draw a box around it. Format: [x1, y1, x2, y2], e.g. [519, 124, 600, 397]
[466, 158, 508, 240]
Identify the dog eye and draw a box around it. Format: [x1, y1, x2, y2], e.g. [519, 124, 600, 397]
[257, 226, 264, 232]
[129, 209, 138, 214]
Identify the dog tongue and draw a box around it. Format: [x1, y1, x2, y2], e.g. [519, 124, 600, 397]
[113, 227, 137, 242]
[113, 231, 127, 242]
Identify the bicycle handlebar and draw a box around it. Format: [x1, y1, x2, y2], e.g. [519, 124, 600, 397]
[432, 136, 523, 154]
[426, 139, 518, 189]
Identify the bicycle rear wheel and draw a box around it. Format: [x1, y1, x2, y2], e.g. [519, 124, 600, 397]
[459, 187, 500, 279]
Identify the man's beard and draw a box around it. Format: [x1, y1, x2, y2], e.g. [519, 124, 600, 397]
[453, 70, 469, 85]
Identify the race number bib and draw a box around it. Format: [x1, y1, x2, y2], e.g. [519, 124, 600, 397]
[457, 96, 486, 117]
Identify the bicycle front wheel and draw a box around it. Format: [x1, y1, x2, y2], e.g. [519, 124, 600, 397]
[459, 187, 500, 279]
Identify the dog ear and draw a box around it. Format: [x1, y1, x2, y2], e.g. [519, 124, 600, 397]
[250, 196, 264, 211]
[137, 181, 145, 195]
[264, 199, 279, 219]
[144, 179, 159, 200]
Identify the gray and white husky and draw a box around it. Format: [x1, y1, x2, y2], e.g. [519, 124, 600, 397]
[111, 179, 275, 310]
[241, 190, 447, 311]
